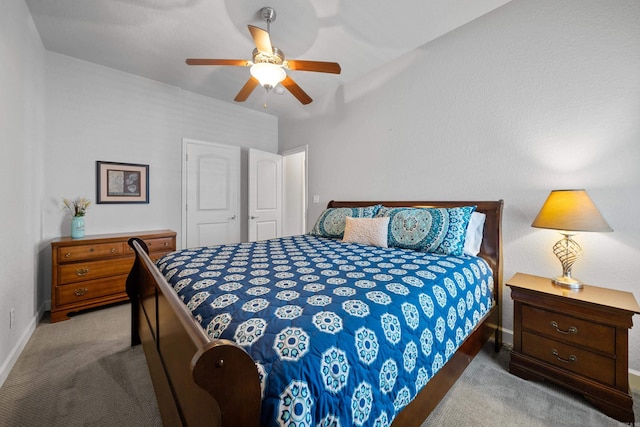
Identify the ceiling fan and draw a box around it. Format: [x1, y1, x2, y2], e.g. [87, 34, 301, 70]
[186, 7, 341, 106]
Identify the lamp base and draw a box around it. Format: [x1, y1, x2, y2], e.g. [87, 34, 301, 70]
[552, 275, 583, 289]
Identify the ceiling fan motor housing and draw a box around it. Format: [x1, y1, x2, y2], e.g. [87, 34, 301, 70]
[252, 47, 284, 65]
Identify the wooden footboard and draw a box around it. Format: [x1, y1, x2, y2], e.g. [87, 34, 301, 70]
[126, 200, 503, 427]
[126, 238, 261, 427]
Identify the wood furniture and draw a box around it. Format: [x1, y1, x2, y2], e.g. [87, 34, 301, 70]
[507, 272, 640, 423]
[51, 230, 176, 323]
[126, 200, 503, 427]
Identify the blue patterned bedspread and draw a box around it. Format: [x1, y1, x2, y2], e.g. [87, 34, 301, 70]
[156, 235, 493, 427]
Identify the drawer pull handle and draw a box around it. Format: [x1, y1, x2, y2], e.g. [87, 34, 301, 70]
[74, 288, 88, 296]
[64, 252, 71, 258]
[163, 242, 168, 247]
[75, 268, 90, 276]
[110, 248, 117, 253]
[551, 349, 577, 364]
[550, 321, 577, 335]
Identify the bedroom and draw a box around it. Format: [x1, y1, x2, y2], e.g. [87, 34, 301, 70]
[1, 0, 639, 423]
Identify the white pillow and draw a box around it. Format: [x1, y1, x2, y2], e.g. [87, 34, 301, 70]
[463, 212, 486, 256]
[342, 216, 390, 248]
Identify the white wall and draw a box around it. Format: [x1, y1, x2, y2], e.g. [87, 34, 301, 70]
[280, 0, 640, 371]
[0, 0, 45, 386]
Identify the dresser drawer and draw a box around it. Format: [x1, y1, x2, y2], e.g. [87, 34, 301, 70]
[127, 237, 175, 255]
[522, 305, 615, 354]
[57, 242, 125, 262]
[146, 237, 175, 253]
[56, 275, 127, 306]
[522, 331, 615, 386]
[57, 257, 134, 284]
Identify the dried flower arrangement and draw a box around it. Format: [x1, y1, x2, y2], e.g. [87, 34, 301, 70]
[62, 197, 91, 217]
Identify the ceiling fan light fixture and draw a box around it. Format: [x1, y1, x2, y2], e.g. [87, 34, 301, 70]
[250, 63, 286, 90]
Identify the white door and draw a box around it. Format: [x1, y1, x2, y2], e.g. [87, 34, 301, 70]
[248, 149, 282, 242]
[183, 139, 240, 248]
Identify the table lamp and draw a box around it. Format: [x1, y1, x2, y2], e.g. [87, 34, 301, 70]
[531, 189, 612, 289]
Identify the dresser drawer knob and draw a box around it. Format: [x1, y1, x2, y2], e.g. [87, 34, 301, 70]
[164, 242, 169, 247]
[551, 349, 577, 364]
[110, 248, 117, 253]
[74, 287, 88, 296]
[75, 268, 90, 276]
[550, 321, 577, 335]
[64, 253, 71, 258]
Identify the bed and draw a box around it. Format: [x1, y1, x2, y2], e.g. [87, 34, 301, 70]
[126, 200, 503, 427]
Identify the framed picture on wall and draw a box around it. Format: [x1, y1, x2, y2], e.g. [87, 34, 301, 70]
[96, 161, 149, 204]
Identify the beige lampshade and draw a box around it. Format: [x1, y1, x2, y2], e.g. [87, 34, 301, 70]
[531, 189, 612, 232]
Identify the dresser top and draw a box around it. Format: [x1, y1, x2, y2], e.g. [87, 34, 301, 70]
[506, 272, 640, 314]
[51, 229, 175, 246]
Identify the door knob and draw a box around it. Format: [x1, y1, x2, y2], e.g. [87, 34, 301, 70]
[250, 215, 259, 219]
[228, 215, 237, 220]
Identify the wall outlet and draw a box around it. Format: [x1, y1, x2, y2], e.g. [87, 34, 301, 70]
[312, 195, 320, 204]
[9, 308, 14, 329]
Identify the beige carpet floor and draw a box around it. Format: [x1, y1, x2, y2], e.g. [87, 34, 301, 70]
[0, 302, 637, 426]
[0, 303, 161, 427]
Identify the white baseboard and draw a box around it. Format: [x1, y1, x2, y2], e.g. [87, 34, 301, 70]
[629, 369, 640, 391]
[0, 304, 45, 388]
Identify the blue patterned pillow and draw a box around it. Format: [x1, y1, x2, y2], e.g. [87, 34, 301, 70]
[310, 205, 381, 239]
[375, 206, 476, 255]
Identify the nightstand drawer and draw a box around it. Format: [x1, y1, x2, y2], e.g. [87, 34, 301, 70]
[522, 305, 615, 354]
[56, 275, 127, 306]
[58, 258, 134, 284]
[57, 242, 125, 262]
[522, 331, 615, 386]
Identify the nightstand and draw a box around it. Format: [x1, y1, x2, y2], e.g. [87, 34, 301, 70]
[507, 272, 640, 423]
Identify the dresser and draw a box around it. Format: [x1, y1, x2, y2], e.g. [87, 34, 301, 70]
[51, 230, 176, 323]
[507, 272, 640, 423]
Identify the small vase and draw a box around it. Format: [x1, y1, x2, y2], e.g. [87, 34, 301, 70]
[71, 216, 85, 239]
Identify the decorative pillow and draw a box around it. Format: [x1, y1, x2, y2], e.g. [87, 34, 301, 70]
[463, 212, 486, 256]
[342, 216, 390, 248]
[310, 205, 381, 239]
[375, 206, 476, 255]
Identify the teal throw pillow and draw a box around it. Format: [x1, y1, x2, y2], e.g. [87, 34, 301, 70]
[310, 205, 381, 239]
[375, 206, 476, 255]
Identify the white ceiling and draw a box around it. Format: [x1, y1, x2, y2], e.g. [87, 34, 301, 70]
[26, 0, 510, 119]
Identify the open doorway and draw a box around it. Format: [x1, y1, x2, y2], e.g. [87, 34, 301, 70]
[282, 146, 307, 237]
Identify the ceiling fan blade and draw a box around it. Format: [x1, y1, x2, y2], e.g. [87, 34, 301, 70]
[234, 77, 259, 102]
[186, 58, 250, 67]
[286, 60, 341, 74]
[281, 76, 312, 105]
[248, 25, 273, 55]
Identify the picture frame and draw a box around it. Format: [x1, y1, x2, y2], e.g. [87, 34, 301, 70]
[96, 161, 149, 204]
